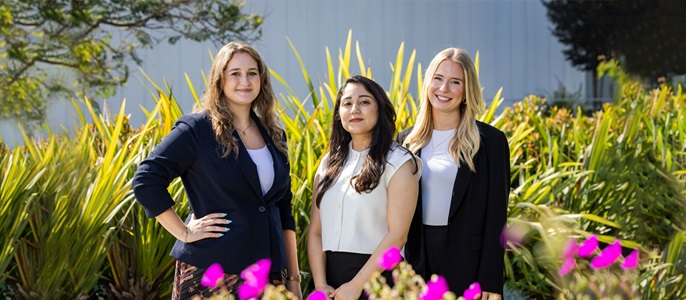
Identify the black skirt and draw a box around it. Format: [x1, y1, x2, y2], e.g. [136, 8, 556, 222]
[423, 225, 449, 278]
[325, 251, 395, 300]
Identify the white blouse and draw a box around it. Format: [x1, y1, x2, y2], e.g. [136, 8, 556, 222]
[317, 143, 422, 254]
[421, 129, 458, 225]
[246, 146, 274, 196]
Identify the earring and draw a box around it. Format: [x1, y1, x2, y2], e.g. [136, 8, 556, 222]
[462, 99, 467, 105]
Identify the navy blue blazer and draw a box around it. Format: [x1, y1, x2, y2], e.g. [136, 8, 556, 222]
[132, 111, 295, 274]
[398, 122, 509, 294]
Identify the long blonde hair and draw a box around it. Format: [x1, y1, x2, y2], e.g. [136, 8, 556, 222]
[198, 41, 286, 157]
[403, 48, 484, 172]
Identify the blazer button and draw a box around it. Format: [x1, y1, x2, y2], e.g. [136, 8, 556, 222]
[258, 206, 266, 212]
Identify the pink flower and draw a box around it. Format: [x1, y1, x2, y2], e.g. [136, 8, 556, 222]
[578, 234, 599, 257]
[377, 247, 402, 270]
[238, 259, 271, 300]
[590, 240, 622, 269]
[201, 263, 224, 287]
[307, 290, 328, 300]
[500, 225, 526, 249]
[561, 238, 579, 259]
[558, 257, 576, 276]
[420, 275, 449, 300]
[462, 282, 482, 300]
[621, 249, 639, 270]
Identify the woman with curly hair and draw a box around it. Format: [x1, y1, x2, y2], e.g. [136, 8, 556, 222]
[133, 41, 302, 300]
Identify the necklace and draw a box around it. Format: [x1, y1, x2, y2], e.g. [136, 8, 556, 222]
[236, 119, 252, 136]
[431, 134, 452, 152]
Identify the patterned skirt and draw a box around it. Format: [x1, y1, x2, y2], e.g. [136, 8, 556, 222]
[172, 260, 286, 300]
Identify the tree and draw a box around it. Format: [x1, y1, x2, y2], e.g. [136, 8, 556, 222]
[0, 0, 262, 122]
[543, 0, 686, 91]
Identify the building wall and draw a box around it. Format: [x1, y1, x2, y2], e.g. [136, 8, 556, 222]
[1, 0, 585, 146]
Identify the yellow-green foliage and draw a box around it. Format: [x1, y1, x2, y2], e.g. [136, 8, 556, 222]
[0, 34, 684, 299]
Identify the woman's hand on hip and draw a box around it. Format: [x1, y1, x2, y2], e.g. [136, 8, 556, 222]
[185, 213, 231, 243]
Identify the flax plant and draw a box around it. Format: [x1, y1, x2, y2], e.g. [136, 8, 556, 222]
[0, 144, 40, 285]
[9, 98, 136, 299]
[105, 76, 190, 299]
[499, 59, 686, 297]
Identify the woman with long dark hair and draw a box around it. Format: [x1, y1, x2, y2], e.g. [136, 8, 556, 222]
[308, 75, 421, 300]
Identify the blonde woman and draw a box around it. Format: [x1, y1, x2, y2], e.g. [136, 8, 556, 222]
[398, 48, 509, 299]
[133, 42, 302, 299]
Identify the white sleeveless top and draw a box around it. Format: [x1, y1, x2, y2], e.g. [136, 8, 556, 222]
[317, 143, 422, 254]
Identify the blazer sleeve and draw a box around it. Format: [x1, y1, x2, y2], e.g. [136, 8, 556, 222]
[477, 129, 510, 293]
[276, 133, 296, 231]
[396, 127, 413, 145]
[132, 116, 198, 218]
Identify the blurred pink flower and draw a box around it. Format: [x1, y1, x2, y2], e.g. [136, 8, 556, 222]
[420, 275, 449, 300]
[590, 240, 622, 269]
[621, 249, 639, 270]
[238, 259, 271, 300]
[558, 257, 576, 276]
[561, 238, 579, 259]
[500, 225, 526, 249]
[201, 263, 224, 287]
[307, 290, 328, 300]
[578, 234, 599, 257]
[462, 282, 482, 300]
[377, 247, 402, 270]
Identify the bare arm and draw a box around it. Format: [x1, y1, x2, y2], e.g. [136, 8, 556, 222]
[332, 160, 419, 300]
[307, 175, 336, 296]
[283, 229, 303, 299]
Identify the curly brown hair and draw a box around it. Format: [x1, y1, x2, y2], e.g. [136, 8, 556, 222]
[197, 41, 286, 157]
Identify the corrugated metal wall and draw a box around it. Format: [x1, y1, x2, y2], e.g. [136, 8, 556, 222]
[1, 0, 585, 146]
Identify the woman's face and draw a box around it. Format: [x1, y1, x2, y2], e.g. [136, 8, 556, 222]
[222, 52, 261, 108]
[428, 59, 466, 115]
[339, 83, 379, 138]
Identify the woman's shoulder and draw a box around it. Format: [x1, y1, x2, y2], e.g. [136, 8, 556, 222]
[385, 143, 422, 178]
[316, 152, 330, 174]
[396, 127, 414, 144]
[476, 121, 506, 141]
[476, 121, 508, 155]
[387, 143, 416, 165]
[176, 111, 210, 127]
[165, 112, 213, 142]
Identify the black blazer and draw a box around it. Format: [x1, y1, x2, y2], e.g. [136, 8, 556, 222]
[132, 111, 295, 274]
[398, 122, 509, 294]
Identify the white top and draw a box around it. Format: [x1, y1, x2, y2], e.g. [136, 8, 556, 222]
[421, 129, 458, 226]
[246, 146, 274, 196]
[317, 143, 422, 254]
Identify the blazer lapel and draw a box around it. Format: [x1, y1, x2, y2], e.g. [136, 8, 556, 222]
[254, 113, 286, 202]
[448, 166, 472, 220]
[233, 129, 265, 202]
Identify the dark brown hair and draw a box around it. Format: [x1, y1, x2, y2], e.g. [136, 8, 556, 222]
[315, 75, 415, 207]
